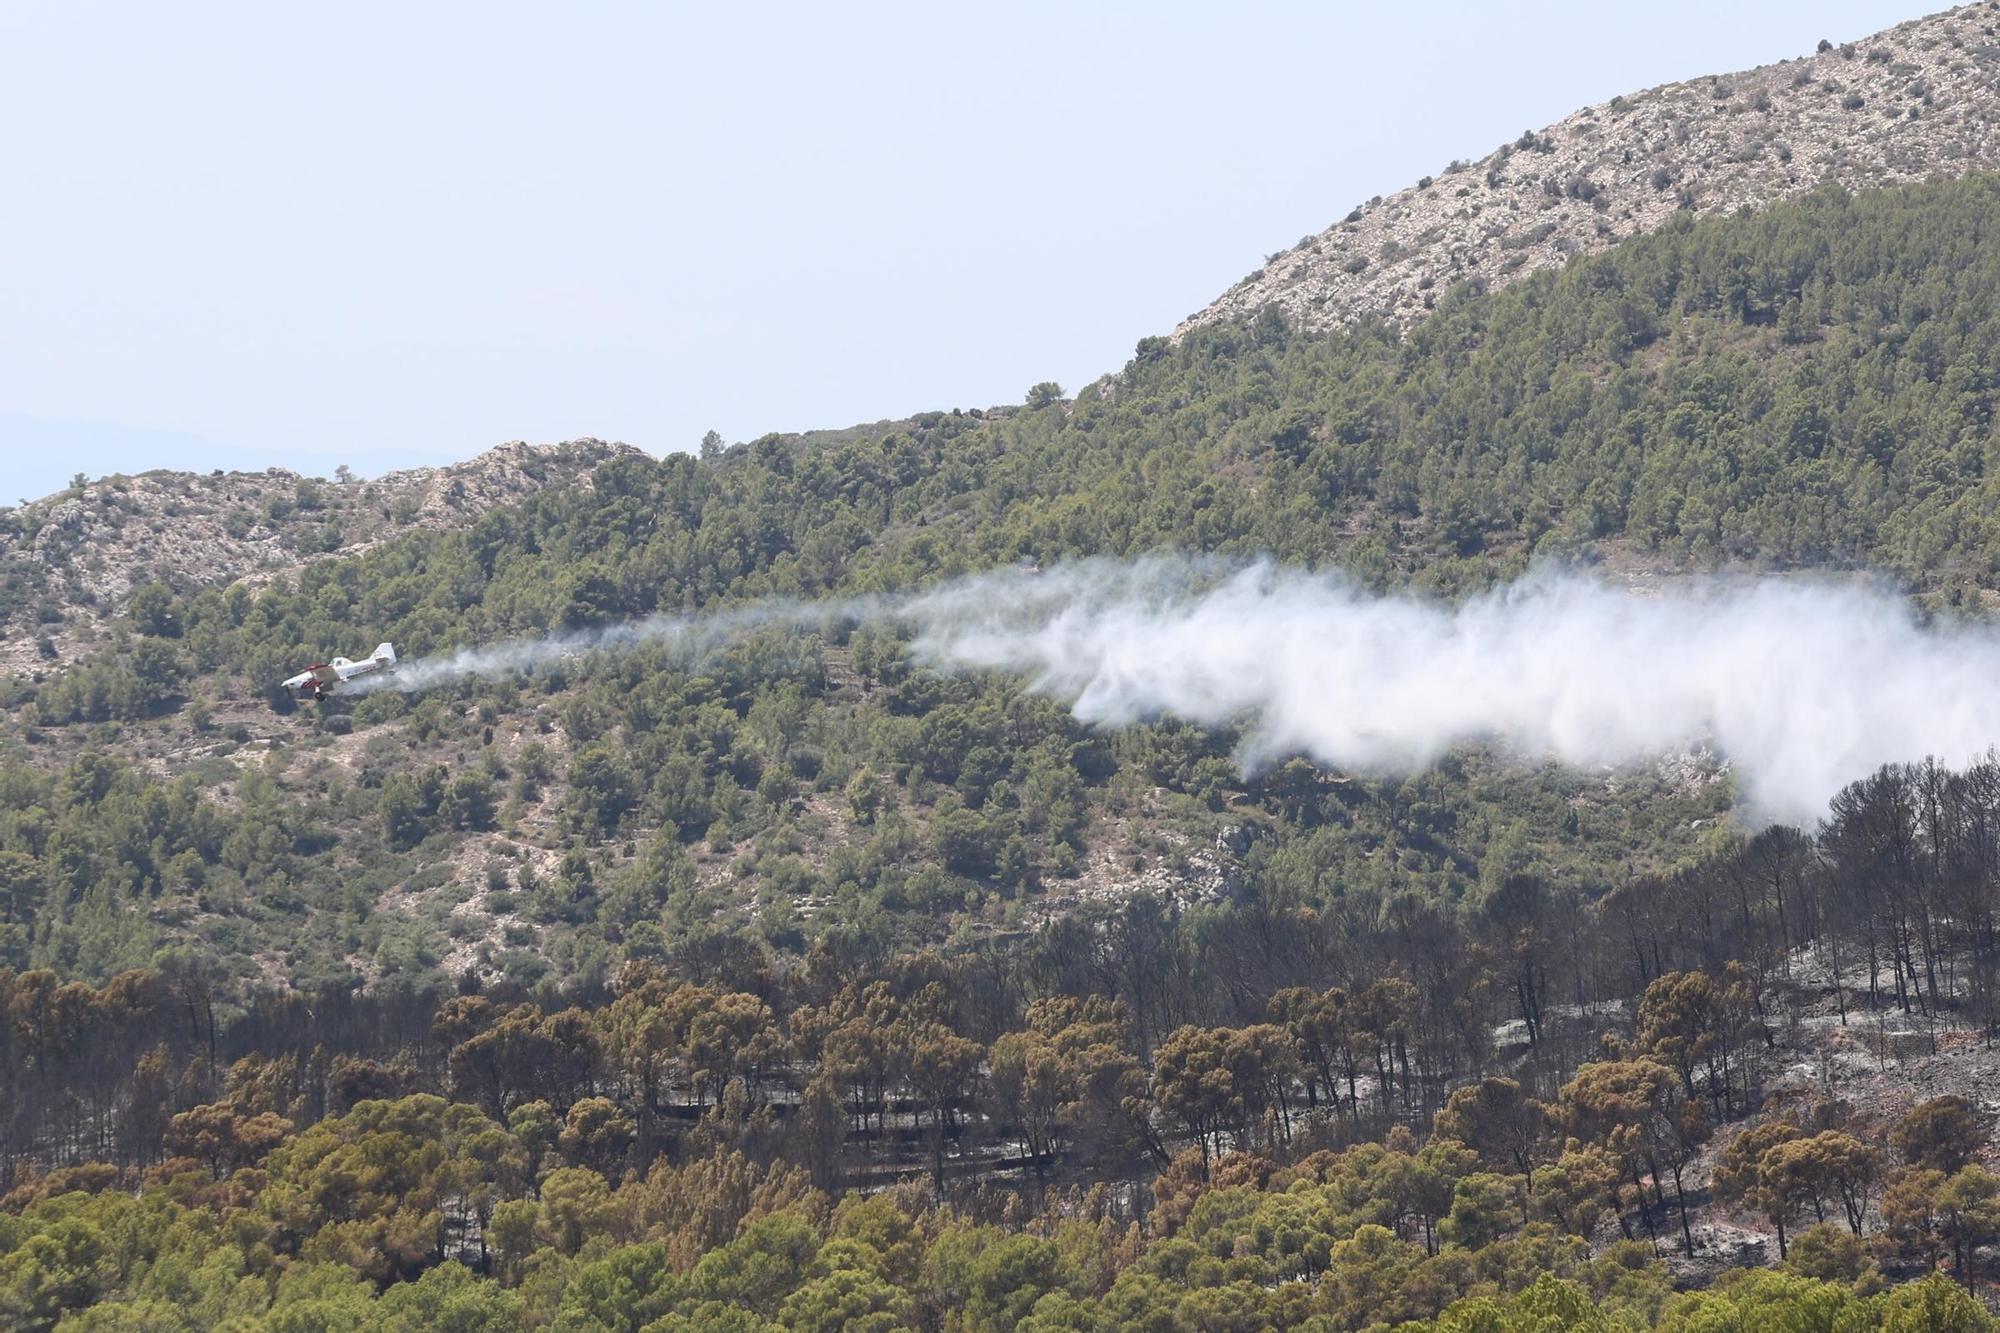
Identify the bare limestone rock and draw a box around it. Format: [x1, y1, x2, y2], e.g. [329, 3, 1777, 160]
[0, 438, 642, 672]
[1178, 5, 2000, 339]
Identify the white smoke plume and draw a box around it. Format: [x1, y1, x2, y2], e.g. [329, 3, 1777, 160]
[363, 558, 2000, 828]
[348, 599, 884, 696]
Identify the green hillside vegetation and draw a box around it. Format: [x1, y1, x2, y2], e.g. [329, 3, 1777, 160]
[7, 1129, 1998, 1332]
[13, 174, 2000, 1325]
[7, 750, 2000, 1328]
[22, 174, 2000, 991]
[58, 172, 2000, 663]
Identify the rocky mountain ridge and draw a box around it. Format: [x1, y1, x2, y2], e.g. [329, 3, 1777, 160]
[0, 439, 641, 671]
[1178, 2, 2000, 337]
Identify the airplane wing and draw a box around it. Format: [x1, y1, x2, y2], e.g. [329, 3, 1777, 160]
[281, 663, 341, 700]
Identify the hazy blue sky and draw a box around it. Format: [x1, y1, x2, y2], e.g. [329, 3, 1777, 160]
[0, 1, 1926, 503]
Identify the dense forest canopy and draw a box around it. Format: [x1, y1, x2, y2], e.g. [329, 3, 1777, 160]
[13, 175, 2000, 1327]
[6, 751, 2000, 1328]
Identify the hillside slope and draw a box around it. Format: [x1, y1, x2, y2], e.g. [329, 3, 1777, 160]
[0, 439, 640, 674]
[1179, 3, 2000, 336]
[17, 52, 2000, 1324]
[14, 176, 2000, 999]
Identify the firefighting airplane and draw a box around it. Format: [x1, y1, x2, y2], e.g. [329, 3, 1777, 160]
[282, 643, 397, 700]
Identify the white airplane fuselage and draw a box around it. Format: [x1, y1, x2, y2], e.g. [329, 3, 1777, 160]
[283, 643, 397, 700]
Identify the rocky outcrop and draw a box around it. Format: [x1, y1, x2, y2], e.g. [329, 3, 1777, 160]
[0, 439, 642, 661]
[1178, 4, 2000, 337]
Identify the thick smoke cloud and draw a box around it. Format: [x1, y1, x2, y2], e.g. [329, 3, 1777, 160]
[365, 558, 2000, 827]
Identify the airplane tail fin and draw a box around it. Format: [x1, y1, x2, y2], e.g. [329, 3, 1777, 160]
[374, 643, 397, 665]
